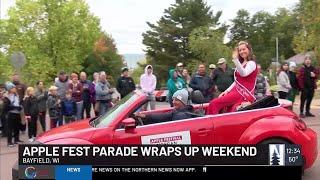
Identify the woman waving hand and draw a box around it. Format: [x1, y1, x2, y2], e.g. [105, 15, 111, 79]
[207, 41, 258, 115]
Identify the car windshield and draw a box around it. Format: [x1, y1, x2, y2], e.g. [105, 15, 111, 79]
[93, 93, 139, 128]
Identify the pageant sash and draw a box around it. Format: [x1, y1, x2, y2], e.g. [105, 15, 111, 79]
[234, 70, 256, 102]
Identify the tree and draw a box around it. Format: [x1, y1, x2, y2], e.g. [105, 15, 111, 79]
[142, 0, 225, 84]
[131, 58, 148, 85]
[249, 11, 276, 70]
[83, 34, 123, 85]
[228, 8, 300, 71]
[271, 151, 280, 165]
[228, 10, 276, 69]
[1, 0, 101, 85]
[294, 0, 320, 63]
[228, 9, 251, 47]
[189, 26, 230, 70]
[0, 19, 13, 84]
[273, 8, 300, 60]
[0, 52, 13, 84]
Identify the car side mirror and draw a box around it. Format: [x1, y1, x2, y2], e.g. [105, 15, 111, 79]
[122, 118, 136, 130]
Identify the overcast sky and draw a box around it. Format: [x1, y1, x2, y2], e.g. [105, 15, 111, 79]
[1, 0, 299, 54]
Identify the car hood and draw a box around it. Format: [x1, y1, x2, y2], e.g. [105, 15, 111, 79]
[36, 119, 94, 143]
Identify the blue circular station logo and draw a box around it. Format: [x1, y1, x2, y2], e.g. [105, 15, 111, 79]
[25, 166, 37, 179]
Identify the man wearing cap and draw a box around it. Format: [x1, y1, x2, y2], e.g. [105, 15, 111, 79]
[135, 89, 192, 124]
[116, 67, 136, 99]
[212, 58, 234, 94]
[209, 64, 216, 79]
[176, 62, 184, 78]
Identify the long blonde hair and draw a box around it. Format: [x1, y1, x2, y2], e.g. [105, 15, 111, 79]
[25, 87, 35, 98]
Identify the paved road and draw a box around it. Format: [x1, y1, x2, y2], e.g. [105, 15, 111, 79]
[0, 102, 319, 180]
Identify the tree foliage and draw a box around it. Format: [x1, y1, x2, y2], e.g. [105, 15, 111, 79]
[0, 0, 101, 85]
[142, 0, 226, 84]
[273, 8, 300, 60]
[189, 26, 230, 68]
[294, 0, 320, 63]
[228, 9, 251, 47]
[83, 33, 123, 85]
[228, 8, 301, 70]
[250, 11, 276, 69]
[131, 58, 148, 85]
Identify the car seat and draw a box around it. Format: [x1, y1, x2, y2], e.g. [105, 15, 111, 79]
[190, 90, 206, 116]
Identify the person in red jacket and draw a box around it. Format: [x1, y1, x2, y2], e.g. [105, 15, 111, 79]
[207, 41, 258, 115]
[297, 56, 319, 118]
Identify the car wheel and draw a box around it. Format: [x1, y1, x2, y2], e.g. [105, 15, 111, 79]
[259, 138, 291, 145]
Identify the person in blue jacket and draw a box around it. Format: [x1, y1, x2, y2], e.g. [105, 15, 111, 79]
[61, 92, 77, 124]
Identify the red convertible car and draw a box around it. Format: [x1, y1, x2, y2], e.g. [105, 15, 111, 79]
[154, 88, 168, 102]
[36, 91, 317, 169]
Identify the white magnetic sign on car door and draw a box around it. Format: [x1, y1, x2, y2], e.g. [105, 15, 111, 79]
[141, 131, 191, 144]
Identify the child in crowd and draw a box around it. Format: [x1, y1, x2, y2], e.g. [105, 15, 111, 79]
[47, 86, 62, 129]
[61, 92, 76, 124]
[23, 87, 39, 142]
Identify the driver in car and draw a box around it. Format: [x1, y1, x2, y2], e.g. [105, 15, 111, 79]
[135, 89, 192, 124]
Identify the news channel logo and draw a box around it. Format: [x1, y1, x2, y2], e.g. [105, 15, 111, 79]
[269, 144, 285, 166]
[25, 166, 37, 179]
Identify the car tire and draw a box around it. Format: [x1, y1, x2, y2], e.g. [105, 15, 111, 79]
[259, 138, 291, 145]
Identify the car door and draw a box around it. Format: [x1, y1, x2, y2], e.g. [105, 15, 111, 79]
[112, 116, 214, 144]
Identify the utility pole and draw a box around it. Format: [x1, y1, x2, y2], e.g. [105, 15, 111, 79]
[276, 37, 279, 82]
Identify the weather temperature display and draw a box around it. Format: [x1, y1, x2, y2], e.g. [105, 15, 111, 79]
[269, 144, 303, 166]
